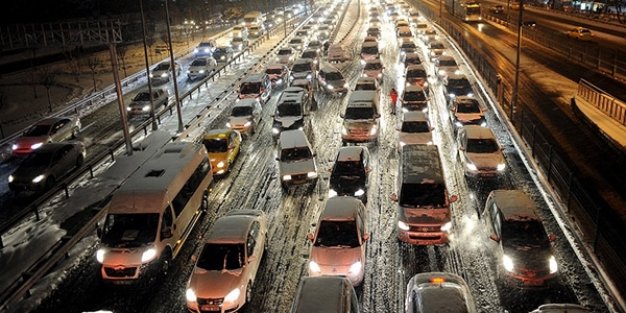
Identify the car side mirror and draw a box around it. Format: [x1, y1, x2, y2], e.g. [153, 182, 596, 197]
[459, 146, 465, 151]
[548, 234, 557, 242]
[362, 233, 370, 241]
[247, 255, 257, 263]
[96, 223, 102, 238]
[449, 195, 458, 203]
[365, 166, 372, 173]
[161, 227, 173, 239]
[340, 113, 345, 118]
[374, 113, 381, 118]
[307, 233, 314, 242]
[489, 233, 500, 242]
[312, 152, 317, 157]
[390, 193, 398, 202]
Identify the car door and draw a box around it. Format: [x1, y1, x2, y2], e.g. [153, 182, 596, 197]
[246, 221, 263, 281]
[50, 146, 69, 177]
[51, 119, 69, 141]
[228, 132, 240, 163]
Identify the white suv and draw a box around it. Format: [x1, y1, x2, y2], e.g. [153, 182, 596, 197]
[457, 125, 506, 178]
[277, 129, 318, 191]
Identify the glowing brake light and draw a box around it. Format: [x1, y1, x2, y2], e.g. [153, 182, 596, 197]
[430, 277, 445, 284]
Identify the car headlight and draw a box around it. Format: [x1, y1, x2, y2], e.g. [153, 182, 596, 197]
[480, 121, 487, 127]
[438, 69, 446, 76]
[440, 221, 452, 232]
[503, 254, 514, 272]
[328, 189, 338, 197]
[31, 142, 43, 150]
[142, 105, 150, 112]
[377, 73, 382, 78]
[309, 260, 321, 273]
[348, 261, 362, 274]
[204, 48, 210, 53]
[217, 161, 225, 168]
[272, 127, 280, 135]
[466, 162, 477, 171]
[370, 127, 377, 135]
[282, 175, 292, 181]
[8, 175, 14, 183]
[448, 93, 456, 98]
[354, 189, 365, 197]
[96, 248, 106, 263]
[11, 144, 18, 151]
[360, 59, 366, 66]
[406, 82, 411, 87]
[467, 92, 474, 97]
[244, 121, 252, 127]
[32, 174, 46, 183]
[455, 121, 463, 128]
[549, 255, 558, 274]
[400, 51, 406, 55]
[399, 141, 406, 147]
[422, 107, 429, 113]
[141, 248, 157, 263]
[276, 78, 283, 85]
[193, 48, 199, 53]
[221, 56, 226, 60]
[160, 73, 168, 78]
[397, 220, 410, 231]
[328, 85, 334, 90]
[307, 171, 317, 179]
[224, 288, 241, 303]
[430, 51, 435, 56]
[307, 73, 312, 80]
[497, 163, 506, 171]
[126, 107, 132, 111]
[344, 83, 349, 88]
[341, 127, 348, 135]
[226, 122, 232, 128]
[186, 70, 191, 74]
[149, 73, 154, 78]
[186, 288, 197, 302]
[199, 70, 205, 74]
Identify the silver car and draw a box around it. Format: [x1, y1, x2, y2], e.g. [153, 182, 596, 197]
[12, 116, 81, 156]
[150, 61, 181, 83]
[127, 88, 169, 117]
[187, 57, 218, 80]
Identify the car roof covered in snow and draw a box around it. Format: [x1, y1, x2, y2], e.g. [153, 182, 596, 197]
[401, 145, 444, 185]
[348, 90, 377, 104]
[279, 129, 310, 149]
[292, 276, 353, 313]
[463, 125, 496, 140]
[490, 190, 539, 221]
[319, 197, 363, 221]
[206, 214, 255, 243]
[408, 272, 475, 313]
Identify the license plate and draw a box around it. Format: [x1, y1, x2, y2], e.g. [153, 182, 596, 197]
[201, 304, 220, 311]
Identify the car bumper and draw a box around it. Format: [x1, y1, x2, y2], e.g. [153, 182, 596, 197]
[8, 181, 46, 192]
[187, 301, 241, 313]
[503, 271, 557, 289]
[397, 228, 448, 245]
[100, 261, 160, 285]
[463, 168, 503, 178]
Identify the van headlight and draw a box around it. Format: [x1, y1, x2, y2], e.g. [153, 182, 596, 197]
[440, 221, 452, 232]
[348, 261, 362, 274]
[497, 163, 506, 171]
[309, 260, 321, 273]
[32, 174, 46, 183]
[466, 162, 477, 171]
[160, 73, 168, 78]
[31, 142, 43, 150]
[141, 248, 157, 263]
[96, 248, 106, 263]
[244, 121, 252, 127]
[186, 288, 197, 302]
[282, 175, 292, 181]
[142, 105, 151, 112]
[8, 175, 14, 183]
[397, 220, 410, 231]
[354, 189, 365, 197]
[329, 189, 338, 197]
[226, 122, 232, 128]
[224, 288, 241, 303]
[11, 144, 18, 151]
[503, 254, 514, 272]
[307, 172, 317, 179]
[369, 127, 377, 135]
[549, 255, 558, 274]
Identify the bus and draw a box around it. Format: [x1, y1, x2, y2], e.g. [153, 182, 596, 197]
[446, 0, 482, 22]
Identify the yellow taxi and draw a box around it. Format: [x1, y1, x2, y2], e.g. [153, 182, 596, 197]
[201, 129, 242, 176]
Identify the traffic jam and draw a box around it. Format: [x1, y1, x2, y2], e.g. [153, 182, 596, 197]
[10, 0, 609, 312]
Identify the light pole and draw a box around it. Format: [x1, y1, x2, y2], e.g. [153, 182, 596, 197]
[511, 0, 524, 120]
[109, 43, 133, 156]
[439, 0, 443, 22]
[283, 0, 288, 38]
[139, 0, 158, 131]
[164, 0, 185, 133]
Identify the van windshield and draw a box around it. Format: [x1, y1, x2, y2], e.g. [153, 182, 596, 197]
[197, 243, 245, 270]
[315, 220, 360, 247]
[101, 213, 158, 248]
[240, 82, 261, 94]
[276, 102, 302, 117]
[400, 183, 446, 207]
[345, 107, 375, 120]
[466, 138, 498, 153]
[203, 138, 228, 153]
[281, 147, 312, 162]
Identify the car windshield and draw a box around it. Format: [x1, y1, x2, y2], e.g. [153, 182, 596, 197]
[101, 213, 158, 248]
[401, 43, 417, 49]
[400, 183, 446, 207]
[405, 91, 426, 101]
[362, 46, 379, 54]
[292, 62, 312, 72]
[326, 71, 343, 80]
[197, 243, 245, 270]
[309, 41, 321, 47]
[133, 92, 151, 101]
[191, 59, 207, 66]
[233, 38, 243, 43]
[278, 49, 292, 55]
[24, 124, 52, 136]
[155, 63, 170, 70]
[280, 147, 312, 162]
[232, 106, 253, 117]
[240, 82, 261, 94]
[402, 121, 430, 133]
[314, 220, 360, 247]
[407, 69, 426, 78]
[302, 51, 317, 59]
[430, 43, 444, 49]
[276, 102, 302, 116]
[266, 68, 283, 74]
[215, 48, 227, 54]
[203, 138, 228, 153]
[502, 220, 550, 248]
[199, 42, 213, 47]
[22, 151, 54, 167]
[364, 62, 382, 70]
[345, 107, 375, 119]
[333, 160, 364, 176]
[466, 138, 499, 153]
[448, 78, 471, 88]
[355, 83, 376, 90]
[290, 38, 302, 44]
[439, 59, 457, 67]
[457, 100, 481, 113]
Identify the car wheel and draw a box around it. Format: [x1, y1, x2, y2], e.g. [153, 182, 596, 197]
[76, 154, 84, 167]
[161, 250, 172, 278]
[45, 176, 56, 190]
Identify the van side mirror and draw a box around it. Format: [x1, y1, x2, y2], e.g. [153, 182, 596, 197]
[489, 233, 500, 242]
[449, 195, 458, 203]
[307, 233, 315, 242]
[548, 234, 557, 242]
[161, 227, 173, 239]
[362, 233, 370, 241]
[390, 193, 398, 202]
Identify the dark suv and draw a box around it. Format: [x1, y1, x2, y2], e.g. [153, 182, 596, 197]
[482, 190, 559, 288]
[328, 146, 371, 203]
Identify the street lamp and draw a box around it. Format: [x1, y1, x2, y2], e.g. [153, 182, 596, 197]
[511, 0, 524, 120]
[139, 0, 158, 131]
[164, 0, 184, 133]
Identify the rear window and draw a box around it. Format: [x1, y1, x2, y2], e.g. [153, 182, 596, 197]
[400, 183, 446, 207]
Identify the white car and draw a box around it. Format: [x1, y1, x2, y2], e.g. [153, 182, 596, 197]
[434, 55, 459, 80]
[457, 125, 506, 178]
[450, 96, 486, 129]
[398, 111, 433, 149]
[307, 197, 369, 286]
[277, 129, 318, 190]
[362, 59, 384, 81]
[187, 57, 218, 80]
[127, 88, 169, 116]
[185, 210, 267, 313]
[150, 61, 181, 83]
[288, 37, 305, 51]
[227, 98, 262, 135]
[428, 41, 446, 61]
[277, 47, 295, 65]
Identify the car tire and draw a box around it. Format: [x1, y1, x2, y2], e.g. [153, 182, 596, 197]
[45, 176, 56, 190]
[76, 155, 84, 167]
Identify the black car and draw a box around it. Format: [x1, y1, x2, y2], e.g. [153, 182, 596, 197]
[329, 146, 371, 203]
[8, 142, 85, 192]
[213, 46, 234, 63]
[444, 74, 474, 101]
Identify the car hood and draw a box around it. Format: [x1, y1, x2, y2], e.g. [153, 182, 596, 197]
[310, 246, 362, 266]
[454, 112, 483, 122]
[503, 245, 552, 271]
[399, 132, 432, 145]
[229, 116, 253, 125]
[401, 207, 449, 224]
[188, 267, 244, 299]
[189, 65, 209, 71]
[292, 71, 312, 79]
[279, 158, 316, 176]
[12, 165, 48, 179]
[343, 120, 376, 129]
[15, 136, 49, 148]
[466, 152, 504, 168]
[209, 152, 230, 164]
[102, 247, 147, 267]
[274, 116, 303, 128]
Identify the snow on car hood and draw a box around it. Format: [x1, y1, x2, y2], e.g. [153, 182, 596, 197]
[274, 116, 302, 128]
[466, 152, 504, 169]
[189, 267, 244, 299]
[228, 116, 252, 125]
[310, 246, 362, 267]
[454, 112, 483, 122]
[279, 158, 316, 176]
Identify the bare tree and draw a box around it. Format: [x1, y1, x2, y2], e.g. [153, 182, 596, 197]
[63, 47, 82, 83]
[39, 67, 56, 113]
[30, 48, 38, 99]
[86, 56, 101, 93]
[117, 45, 129, 77]
[146, 26, 157, 64]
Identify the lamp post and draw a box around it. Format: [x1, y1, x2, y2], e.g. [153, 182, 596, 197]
[511, 0, 524, 120]
[283, 0, 288, 39]
[164, 0, 184, 133]
[139, 0, 158, 131]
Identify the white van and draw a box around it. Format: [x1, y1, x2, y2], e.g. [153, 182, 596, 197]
[96, 142, 213, 284]
[276, 129, 318, 191]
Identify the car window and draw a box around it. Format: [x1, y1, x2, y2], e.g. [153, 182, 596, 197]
[246, 233, 256, 257]
[163, 206, 174, 229]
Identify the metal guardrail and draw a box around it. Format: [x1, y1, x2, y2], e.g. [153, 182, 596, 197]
[576, 78, 626, 127]
[0, 8, 317, 311]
